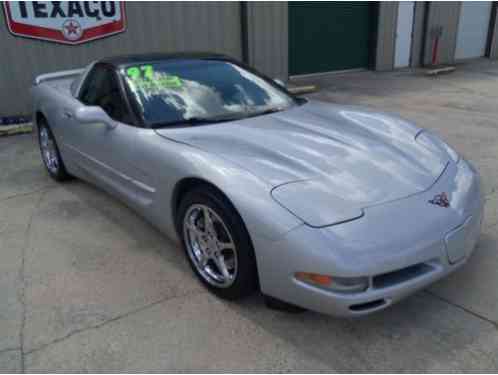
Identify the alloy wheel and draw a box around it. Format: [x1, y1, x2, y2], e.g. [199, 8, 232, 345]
[39, 126, 59, 174]
[183, 204, 238, 288]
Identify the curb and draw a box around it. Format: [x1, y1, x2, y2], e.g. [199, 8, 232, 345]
[0, 123, 33, 137]
[425, 66, 456, 76]
[288, 85, 318, 95]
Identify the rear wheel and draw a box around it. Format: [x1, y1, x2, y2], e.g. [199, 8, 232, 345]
[38, 119, 71, 182]
[177, 186, 258, 300]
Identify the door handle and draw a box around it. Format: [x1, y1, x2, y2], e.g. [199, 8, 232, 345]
[62, 110, 73, 119]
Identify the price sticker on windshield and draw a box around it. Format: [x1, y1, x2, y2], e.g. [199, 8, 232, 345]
[125, 65, 183, 92]
[126, 65, 154, 81]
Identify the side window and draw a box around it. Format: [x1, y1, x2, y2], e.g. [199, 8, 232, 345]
[79, 65, 133, 124]
[79, 65, 106, 106]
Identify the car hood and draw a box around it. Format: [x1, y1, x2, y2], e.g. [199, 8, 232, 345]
[156, 101, 450, 225]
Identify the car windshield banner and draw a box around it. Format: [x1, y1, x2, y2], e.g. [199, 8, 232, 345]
[3, 2, 126, 45]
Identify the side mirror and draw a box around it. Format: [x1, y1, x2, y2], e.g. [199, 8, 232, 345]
[74, 106, 117, 129]
[274, 78, 286, 88]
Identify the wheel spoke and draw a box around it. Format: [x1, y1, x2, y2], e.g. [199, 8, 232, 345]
[185, 221, 199, 235]
[224, 256, 235, 270]
[40, 127, 60, 173]
[217, 240, 235, 251]
[203, 207, 215, 235]
[198, 252, 209, 268]
[40, 129, 48, 146]
[213, 254, 231, 281]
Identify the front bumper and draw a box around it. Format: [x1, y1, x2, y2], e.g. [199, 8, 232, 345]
[255, 159, 483, 316]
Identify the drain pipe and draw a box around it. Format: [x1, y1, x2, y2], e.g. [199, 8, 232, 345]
[240, 1, 249, 64]
[426, 24, 455, 75]
[430, 25, 443, 66]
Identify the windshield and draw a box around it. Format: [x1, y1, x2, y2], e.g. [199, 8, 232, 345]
[121, 59, 296, 127]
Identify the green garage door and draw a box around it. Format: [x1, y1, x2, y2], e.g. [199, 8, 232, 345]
[289, 2, 376, 75]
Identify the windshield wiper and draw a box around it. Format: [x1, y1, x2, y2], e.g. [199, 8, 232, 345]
[151, 107, 288, 128]
[254, 107, 286, 116]
[151, 114, 246, 128]
[243, 106, 287, 119]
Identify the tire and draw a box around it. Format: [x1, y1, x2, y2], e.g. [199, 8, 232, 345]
[177, 185, 258, 300]
[37, 119, 72, 182]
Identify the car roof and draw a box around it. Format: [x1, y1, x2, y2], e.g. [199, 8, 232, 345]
[99, 52, 231, 68]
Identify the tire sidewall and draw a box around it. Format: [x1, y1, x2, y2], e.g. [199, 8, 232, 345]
[177, 186, 258, 300]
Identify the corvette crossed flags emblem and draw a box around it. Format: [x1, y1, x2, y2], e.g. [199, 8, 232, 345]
[428, 192, 450, 208]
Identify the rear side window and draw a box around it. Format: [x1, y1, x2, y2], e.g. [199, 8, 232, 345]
[79, 65, 133, 124]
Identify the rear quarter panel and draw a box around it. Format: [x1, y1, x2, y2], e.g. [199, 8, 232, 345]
[31, 83, 83, 171]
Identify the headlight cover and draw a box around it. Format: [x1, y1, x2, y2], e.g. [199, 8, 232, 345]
[416, 130, 460, 163]
[271, 180, 364, 227]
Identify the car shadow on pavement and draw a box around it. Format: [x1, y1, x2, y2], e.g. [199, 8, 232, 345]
[224, 232, 498, 372]
[64, 180, 183, 258]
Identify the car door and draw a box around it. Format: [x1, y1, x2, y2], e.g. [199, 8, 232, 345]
[69, 64, 147, 205]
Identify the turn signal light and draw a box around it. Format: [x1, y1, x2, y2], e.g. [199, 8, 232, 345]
[295, 272, 332, 286]
[295, 272, 369, 293]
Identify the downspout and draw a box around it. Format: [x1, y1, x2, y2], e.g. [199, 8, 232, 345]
[420, 2, 430, 66]
[240, 2, 249, 64]
[485, 2, 497, 57]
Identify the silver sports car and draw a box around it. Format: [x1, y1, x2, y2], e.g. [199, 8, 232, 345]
[31, 53, 483, 316]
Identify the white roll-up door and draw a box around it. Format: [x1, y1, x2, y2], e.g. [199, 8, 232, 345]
[455, 2, 492, 60]
[395, 2, 415, 68]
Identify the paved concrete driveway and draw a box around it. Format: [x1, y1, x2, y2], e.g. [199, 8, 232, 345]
[1, 60, 498, 372]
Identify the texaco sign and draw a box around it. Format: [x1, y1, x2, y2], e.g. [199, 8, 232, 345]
[3, 2, 126, 45]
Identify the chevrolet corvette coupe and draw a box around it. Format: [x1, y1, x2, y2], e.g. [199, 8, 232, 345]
[31, 53, 484, 316]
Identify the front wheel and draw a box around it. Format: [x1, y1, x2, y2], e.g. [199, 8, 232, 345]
[177, 186, 258, 300]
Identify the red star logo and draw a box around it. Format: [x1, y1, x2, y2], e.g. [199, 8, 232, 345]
[64, 21, 80, 35]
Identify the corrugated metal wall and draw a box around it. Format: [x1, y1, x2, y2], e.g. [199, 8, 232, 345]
[0, 2, 242, 115]
[246, 2, 288, 81]
[375, 3, 398, 71]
